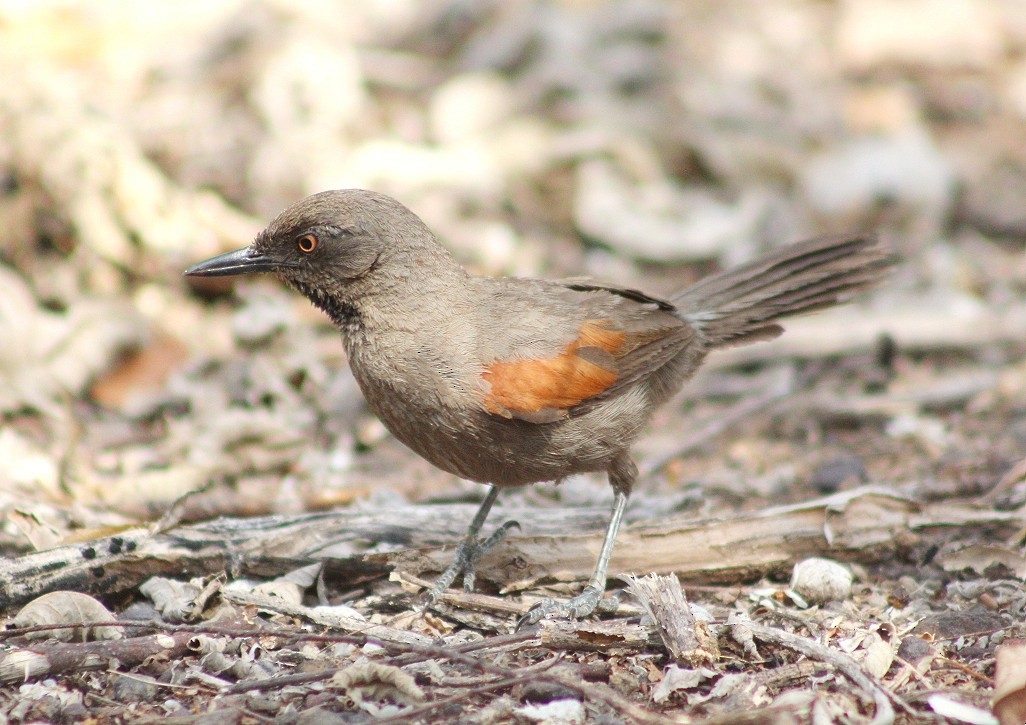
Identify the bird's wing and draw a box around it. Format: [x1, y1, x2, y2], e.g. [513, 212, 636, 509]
[477, 281, 692, 423]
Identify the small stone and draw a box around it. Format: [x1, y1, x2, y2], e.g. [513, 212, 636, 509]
[789, 557, 853, 604]
[897, 635, 934, 665]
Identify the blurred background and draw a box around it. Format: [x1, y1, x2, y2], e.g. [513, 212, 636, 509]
[1, 0, 1023, 543]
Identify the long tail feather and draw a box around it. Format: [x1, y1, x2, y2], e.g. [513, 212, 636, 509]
[674, 234, 894, 348]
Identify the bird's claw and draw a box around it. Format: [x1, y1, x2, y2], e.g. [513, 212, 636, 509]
[422, 519, 520, 607]
[516, 585, 616, 629]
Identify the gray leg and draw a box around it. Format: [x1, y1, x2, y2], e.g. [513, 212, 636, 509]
[424, 486, 519, 605]
[519, 456, 636, 626]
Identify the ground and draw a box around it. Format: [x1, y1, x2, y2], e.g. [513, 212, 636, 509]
[0, 1, 1024, 723]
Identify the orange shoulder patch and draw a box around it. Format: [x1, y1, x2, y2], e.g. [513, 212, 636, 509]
[482, 321, 625, 420]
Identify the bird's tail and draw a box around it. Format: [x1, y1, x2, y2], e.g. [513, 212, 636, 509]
[673, 234, 894, 348]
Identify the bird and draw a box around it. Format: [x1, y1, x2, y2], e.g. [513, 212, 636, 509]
[185, 189, 893, 624]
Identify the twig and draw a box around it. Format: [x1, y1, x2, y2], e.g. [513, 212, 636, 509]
[225, 630, 543, 695]
[535, 618, 657, 652]
[548, 669, 672, 725]
[404, 662, 676, 725]
[373, 671, 536, 725]
[393, 629, 539, 666]
[0, 630, 196, 684]
[937, 656, 995, 686]
[225, 667, 335, 694]
[2, 619, 530, 688]
[394, 571, 531, 616]
[744, 621, 899, 725]
[220, 587, 432, 647]
[151, 480, 216, 535]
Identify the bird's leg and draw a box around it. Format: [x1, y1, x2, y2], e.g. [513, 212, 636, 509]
[518, 456, 635, 627]
[423, 485, 519, 606]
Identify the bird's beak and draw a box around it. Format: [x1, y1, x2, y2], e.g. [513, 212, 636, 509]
[184, 246, 279, 277]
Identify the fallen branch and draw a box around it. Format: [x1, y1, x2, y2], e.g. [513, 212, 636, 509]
[1, 487, 1020, 609]
[0, 630, 195, 685]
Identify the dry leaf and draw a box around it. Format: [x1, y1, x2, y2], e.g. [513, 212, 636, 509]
[331, 661, 425, 710]
[139, 577, 204, 623]
[993, 640, 1026, 725]
[252, 562, 322, 605]
[11, 591, 122, 642]
[860, 632, 895, 679]
[651, 664, 716, 704]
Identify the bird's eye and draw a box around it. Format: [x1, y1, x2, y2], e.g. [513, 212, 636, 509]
[297, 234, 318, 253]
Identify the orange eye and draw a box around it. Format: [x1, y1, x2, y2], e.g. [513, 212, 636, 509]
[297, 234, 318, 253]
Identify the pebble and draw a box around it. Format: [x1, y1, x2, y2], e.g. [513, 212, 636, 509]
[790, 557, 853, 604]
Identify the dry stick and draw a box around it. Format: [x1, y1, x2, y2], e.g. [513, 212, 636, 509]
[219, 587, 432, 647]
[686, 702, 821, 725]
[399, 571, 649, 622]
[228, 628, 520, 680]
[227, 630, 542, 695]
[373, 657, 564, 725]
[743, 621, 899, 725]
[2, 620, 528, 692]
[105, 669, 198, 691]
[435, 672, 524, 687]
[151, 479, 216, 535]
[373, 671, 544, 725]
[226, 667, 335, 694]
[393, 629, 538, 665]
[937, 656, 995, 686]
[621, 573, 718, 664]
[380, 660, 670, 725]
[396, 572, 532, 616]
[0, 621, 129, 641]
[195, 620, 659, 724]
[548, 670, 672, 725]
[0, 629, 196, 685]
[535, 618, 656, 653]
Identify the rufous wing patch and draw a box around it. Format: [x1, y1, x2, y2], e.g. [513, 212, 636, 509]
[482, 321, 625, 421]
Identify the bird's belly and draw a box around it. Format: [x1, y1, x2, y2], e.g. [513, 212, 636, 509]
[360, 375, 650, 487]
[372, 401, 567, 487]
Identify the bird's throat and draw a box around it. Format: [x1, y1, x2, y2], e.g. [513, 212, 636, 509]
[291, 280, 362, 333]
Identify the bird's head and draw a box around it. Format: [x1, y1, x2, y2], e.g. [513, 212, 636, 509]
[185, 189, 413, 283]
[185, 189, 458, 321]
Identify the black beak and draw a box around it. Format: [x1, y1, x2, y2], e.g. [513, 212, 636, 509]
[184, 246, 281, 277]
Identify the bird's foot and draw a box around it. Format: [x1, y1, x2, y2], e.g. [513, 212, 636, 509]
[422, 519, 520, 607]
[517, 586, 619, 629]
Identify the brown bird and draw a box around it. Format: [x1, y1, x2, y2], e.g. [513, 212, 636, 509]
[185, 189, 893, 623]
